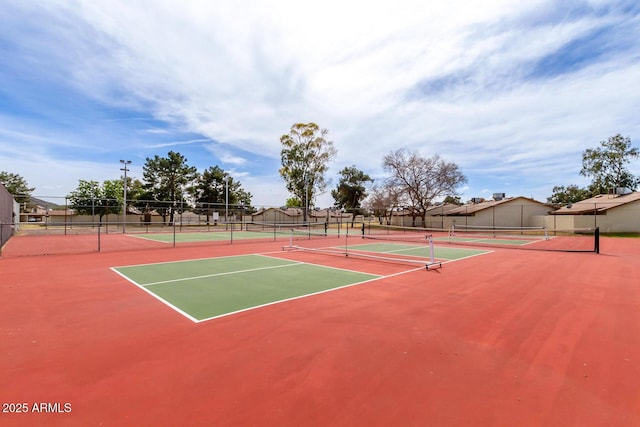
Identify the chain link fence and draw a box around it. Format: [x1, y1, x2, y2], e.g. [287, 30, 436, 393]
[0, 185, 14, 251]
[2, 194, 639, 257]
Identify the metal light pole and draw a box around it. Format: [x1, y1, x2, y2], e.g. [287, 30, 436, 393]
[224, 175, 229, 225]
[305, 179, 309, 224]
[302, 170, 309, 224]
[120, 160, 131, 233]
[91, 182, 96, 226]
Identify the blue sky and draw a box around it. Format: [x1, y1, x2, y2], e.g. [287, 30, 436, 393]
[1, 0, 639, 207]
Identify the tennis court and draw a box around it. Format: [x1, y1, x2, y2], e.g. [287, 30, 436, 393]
[128, 229, 280, 243]
[123, 221, 345, 246]
[2, 229, 639, 426]
[113, 242, 489, 322]
[127, 227, 329, 244]
[113, 255, 380, 322]
[363, 223, 600, 252]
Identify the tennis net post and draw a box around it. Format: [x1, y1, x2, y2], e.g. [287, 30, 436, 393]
[284, 225, 439, 270]
[425, 235, 442, 270]
[360, 224, 440, 270]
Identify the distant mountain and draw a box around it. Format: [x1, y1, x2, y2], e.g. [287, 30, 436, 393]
[29, 196, 62, 208]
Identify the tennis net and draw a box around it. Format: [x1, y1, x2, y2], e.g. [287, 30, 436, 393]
[362, 223, 599, 253]
[244, 221, 329, 240]
[284, 226, 442, 270]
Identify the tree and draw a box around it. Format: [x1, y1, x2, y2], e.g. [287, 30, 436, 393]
[383, 149, 467, 226]
[125, 178, 147, 205]
[279, 123, 337, 221]
[191, 166, 227, 223]
[191, 166, 254, 222]
[0, 171, 34, 204]
[547, 185, 592, 205]
[442, 195, 463, 205]
[232, 187, 254, 215]
[331, 166, 373, 226]
[285, 197, 303, 208]
[581, 134, 639, 194]
[67, 179, 122, 222]
[365, 183, 403, 225]
[142, 151, 197, 224]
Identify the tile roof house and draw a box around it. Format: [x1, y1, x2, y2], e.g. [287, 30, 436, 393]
[441, 196, 552, 229]
[549, 192, 640, 233]
[390, 203, 460, 227]
[251, 207, 352, 225]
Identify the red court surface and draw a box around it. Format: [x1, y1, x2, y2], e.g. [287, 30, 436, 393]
[1, 234, 640, 426]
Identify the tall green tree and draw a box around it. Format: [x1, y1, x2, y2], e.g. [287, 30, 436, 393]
[142, 151, 197, 224]
[331, 166, 373, 225]
[383, 149, 467, 226]
[581, 134, 639, 194]
[285, 197, 303, 208]
[547, 185, 592, 205]
[124, 178, 147, 204]
[279, 123, 337, 221]
[191, 166, 254, 222]
[0, 171, 35, 204]
[442, 195, 463, 205]
[67, 179, 122, 222]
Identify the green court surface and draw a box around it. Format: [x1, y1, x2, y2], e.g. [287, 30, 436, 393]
[128, 230, 276, 243]
[347, 242, 489, 260]
[113, 243, 489, 322]
[127, 229, 333, 243]
[433, 235, 543, 246]
[113, 255, 379, 322]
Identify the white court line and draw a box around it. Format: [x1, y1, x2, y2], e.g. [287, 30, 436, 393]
[112, 253, 268, 269]
[257, 253, 383, 277]
[112, 255, 381, 324]
[142, 261, 304, 287]
[194, 268, 414, 324]
[125, 233, 173, 244]
[111, 244, 492, 324]
[110, 267, 200, 323]
[340, 242, 494, 265]
[438, 250, 494, 264]
[365, 245, 429, 256]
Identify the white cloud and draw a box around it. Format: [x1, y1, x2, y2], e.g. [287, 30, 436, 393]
[0, 153, 140, 199]
[144, 138, 212, 149]
[1, 0, 639, 206]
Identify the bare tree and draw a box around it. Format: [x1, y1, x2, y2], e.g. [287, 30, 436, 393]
[383, 149, 466, 226]
[365, 183, 403, 225]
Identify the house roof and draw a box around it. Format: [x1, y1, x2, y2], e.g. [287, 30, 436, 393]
[393, 203, 461, 216]
[445, 196, 550, 216]
[426, 203, 465, 216]
[252, 207, 352, 218]
[551, 192, 640, 215]
[252, 207, 302, 217]
[316, 209, 351, 218]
